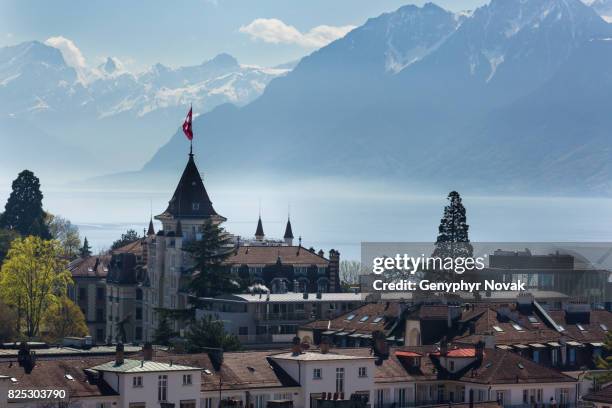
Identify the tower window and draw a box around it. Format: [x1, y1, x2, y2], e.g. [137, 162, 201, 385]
[192, 202, 200, 210]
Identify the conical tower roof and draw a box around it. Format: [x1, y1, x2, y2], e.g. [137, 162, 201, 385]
[255, 216, 265, 238]
[158, 153, 221, 220]
[284, 218, 294, 239]
[147, 218, 155, 236]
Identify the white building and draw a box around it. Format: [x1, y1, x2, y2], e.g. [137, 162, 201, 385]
[1, 339, 587, 408]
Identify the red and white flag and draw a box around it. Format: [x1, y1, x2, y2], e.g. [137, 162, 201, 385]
[182, 107, 193, 141]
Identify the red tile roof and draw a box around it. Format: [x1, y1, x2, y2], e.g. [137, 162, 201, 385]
[225, 246, 329, 266]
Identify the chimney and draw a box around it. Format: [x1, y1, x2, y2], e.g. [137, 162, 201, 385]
[372, 330, 389, 363]
[291, 336, 302, 356]
[320, 337, 330, 354]
[143, 342, 153, 361]
[439, 338, 448, 357]
[475, 340, 485, 360]
[115, 342, 125, 366]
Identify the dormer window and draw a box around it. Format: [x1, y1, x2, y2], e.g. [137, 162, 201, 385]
[511, 323, 524, 331]
[449, 361, 455, 371]
[493, 325, 503, 332]
[192, 202, 200, 211]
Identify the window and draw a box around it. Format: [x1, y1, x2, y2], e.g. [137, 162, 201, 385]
[449, 360, 455, 371]
[346, 314, 356, 321]
[79, 287, 87, 300]
[492, 325, 503, 332]
[397, 388, 407, 407]
[203, 398, 214, 408]
[96, 403, 110, 408]
[192, 202, 200, 211]
[511, 322, 524, 331]
[477, 390, 486, 402]
[601, 323, 609, 331]
[96, 287, 105, 301]
[533, 350, 540, 363]
[551, 348, 559, 365]
[358, 367, 367, 377]
[376, 389, 386, 408]
[528, 316, 538, 323]
[558, 388, 570, 404]
[577, 323, 586, 331]
[373, 316, 383, 323]
[254, 395, 265, 408]
[239, 326, 248, 336]
[135, 327, 142, 341]
[180, 401, 196, 408]
[129, 404, 146, 408]
[359, 315, 369, 322]
[183, 374, 192, 385]
[96, 308, 104, 322]
[569, 347, 576, 364]
[336, 367, 345, 393]
[158, 375, 168, 401]
[136, 307, 143, 320]
[495, 391, 506, 405]
[313, 368, 322, 379]
[133, 376, 143, 388]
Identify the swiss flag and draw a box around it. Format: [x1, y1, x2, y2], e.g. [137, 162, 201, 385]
[182, 107, 193, 141]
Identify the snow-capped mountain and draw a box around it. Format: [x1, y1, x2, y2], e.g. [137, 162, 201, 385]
[583, 0, 612, 21]
[140, 0, 612, 195]
[0, 41, 290, 181]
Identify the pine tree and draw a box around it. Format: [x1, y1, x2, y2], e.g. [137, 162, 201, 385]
[153, 317, 176, 346]
[185, 315, 241, 353]
[80, 237, 92, 258]
[430, 191, 473, 282]
[0, 170, 50, 238]
[184, 220, 242, 300]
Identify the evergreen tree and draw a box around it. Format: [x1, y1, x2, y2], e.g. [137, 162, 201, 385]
[111, 229, 140, 250]
[184, 220, 242, 300]
[429, 191, 473, 282]
[185, 315, 241, 353]
[0, 170, 50, 238]
[80, 237, 92, 258]
[153, 317, 176, 346]
[0, 228, 19, 266]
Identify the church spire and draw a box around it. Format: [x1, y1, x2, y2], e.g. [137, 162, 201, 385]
[255, 216, 265, 241]
[283, 216, 294, 246]
[147, 218, 155, 236]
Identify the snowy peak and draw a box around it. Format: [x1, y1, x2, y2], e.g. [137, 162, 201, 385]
[205, 53, 239, 70]
[99, 57, 122, 75]
[582, 0, 612, 21]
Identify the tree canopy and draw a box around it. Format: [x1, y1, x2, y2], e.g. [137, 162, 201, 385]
[0, 170, 50, 238]
[111, 229, 140, 250]
[185, 315, 241, 353]
[48, 214, 82, 259]
[43, 297, 88, 343]
[0, 236, 72, 338]
[184, 220, 242, 299]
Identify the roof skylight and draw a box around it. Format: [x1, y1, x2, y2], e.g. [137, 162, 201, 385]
[359, 316, 369, 322]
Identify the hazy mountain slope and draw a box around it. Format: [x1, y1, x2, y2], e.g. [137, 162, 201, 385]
[141, 0, 612, 195]
[0, 42, 290, 176]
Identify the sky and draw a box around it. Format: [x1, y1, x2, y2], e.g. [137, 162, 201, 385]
[0, 0, 488, 70]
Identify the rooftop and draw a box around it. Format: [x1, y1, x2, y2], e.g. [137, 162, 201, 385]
[91, 359, 200, 373]
[270, 351, 375, 361]
[215, 292, 362, 303]
[225, 246, 329, 266]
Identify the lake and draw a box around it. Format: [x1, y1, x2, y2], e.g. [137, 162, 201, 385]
[1, 179, 612, 261]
